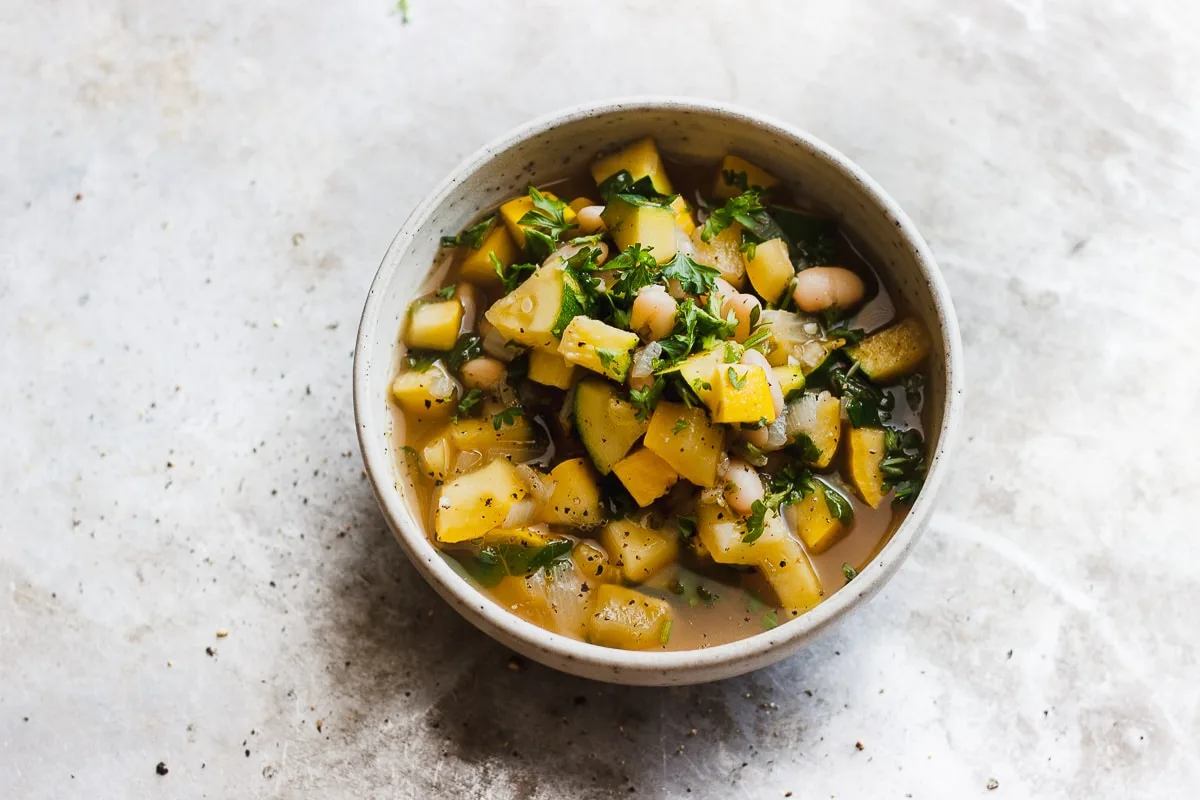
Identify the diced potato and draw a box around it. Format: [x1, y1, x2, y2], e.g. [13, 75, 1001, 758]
[590, 137, 674, 195]
[458, 222, 518, 290]
[612, 447, 679, 507]
[602, 196, 677, 263]
[573, 541, 618, 584]
[600, 520, 679, 583]
[713, 155, 780, 200]
[587, 584, 673, 650]
[847, 427, 888, 508]
[406, 300, 463, 351]
[568, 196, 596, 213]
[528, 349, 577, 389]
[674, 345, 740, 409]
[494, 563, 594, 638]
[434, 459, 527, 543]
[690, 225, 745, 288]
[713, 363, 777, 425]
[449, 416, 536, 461]
[419, 432, 456, 481]
[539, 457, 605, 528]
[644, 402, 724, 487]
[498, 191, 576, 248]
[491, 575, 554, 629]
[784, 391, 842, 469]
[484, 265, 584, 350]
[391, 363, 458, 421]
[844, 318, 932, 382]
[558, 317, 639, 382]
[743, 238, 794, 305]
[771, 365, 806, 400]
[670, 196, 696, 235]
[791, 485, 845, 553]
[758, 535, 823, 612]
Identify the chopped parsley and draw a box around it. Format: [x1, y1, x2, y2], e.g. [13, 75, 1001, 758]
[405, 352, 438, 371]
[830, 362, 894, 428]
[660, 251, 720, 295]
[465, 538, 573, 588]
[676, 515, 697, 540]
[881, 428, 927, 504]
[700, 189, 765, 242]
[595, 348, 621, 372]
[490, 252, 536, 293]
[819, 480, 855, 523]
[727, 367, 747, 389]
[761, 609, 779, 630]
[434, 284, 456, 300]
[596, 170, 663, 201]
[445, 332, 482, 372]
[696, 584, 720, 606]
[659, 619, 673, 645]
[629, 376, 665, 422]
[440, 215, 494, 249]
[842, 563, 858, 583]
[606, 244, 659, 305]
[518, 187, 573, 260]
[525, 539, 574, 573]
[492, 406, 524, 430]
[454, 388, 483, 419]
[721, 169, 749, 192]
[902, 373, 925, 411]
[671, 417, 690, 434]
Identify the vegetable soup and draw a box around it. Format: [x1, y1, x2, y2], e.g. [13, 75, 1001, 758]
[389, 138, 933, 651]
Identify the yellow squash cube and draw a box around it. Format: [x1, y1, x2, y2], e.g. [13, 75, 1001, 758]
[528, 349, 577, 389]
[673, 344, 741, 409]
[405, 300, 463, 351]
[690, 225, 745, 288]
[611, 447, 679, 507]
[572, 541, 618, 584]
[601, 196, 677, 263]
[459, 222, 518, 290]
[670, 196, 696, 235]
[786, 391, 842, 468]
[600, 519, 679, 583]
[847, 427, 888, 508]
[771, 364, 806, 400]
[539, 457, 604, 528]
[391, 363, 458, 421]
[449, 416, 536, 461]
[713, 363, 777, 425]
[844, 318, 932, 382]
[434, 459, 527, 543]
[714, 155, 780, 200]
[591, 137, 674, 195]
[743, 238, 794, 305]
[498, 191, 576, 248]
[758, 535, 823, 612]
[587, 584, 673, 649]
[792, 484, 846, 553]
[644, 402, 724, 488]
[558, 317, 639, 382]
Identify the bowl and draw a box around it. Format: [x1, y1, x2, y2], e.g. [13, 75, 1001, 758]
[354, 97, 963, 685]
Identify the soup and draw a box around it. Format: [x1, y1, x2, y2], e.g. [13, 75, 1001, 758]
[389, 138, 932, 651]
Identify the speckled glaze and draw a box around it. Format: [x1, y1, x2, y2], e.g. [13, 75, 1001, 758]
[354, 98, 963, 686]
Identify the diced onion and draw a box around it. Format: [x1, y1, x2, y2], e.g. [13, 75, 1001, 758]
[630, 341, 662, 380]
[502, 498, 538, 529]
[427, 363, 460, 400]
[764, 414, 789, 450]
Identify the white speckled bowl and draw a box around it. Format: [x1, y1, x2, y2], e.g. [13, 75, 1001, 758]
[354, 98, 963, 685]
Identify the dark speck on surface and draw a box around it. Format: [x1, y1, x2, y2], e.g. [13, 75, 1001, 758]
[155, 762, 168, 776]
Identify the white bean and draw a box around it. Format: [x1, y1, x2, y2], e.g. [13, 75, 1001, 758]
[545, 240, 610, 269]
[740, 424, 770, 449]
[722, 458, 765, 516]
[721, 293, 761, 342]
[712, 277, 738, 303]
[792, 267, 865, 313]
[459, 357, 507, 391]
[741, 349, 784, 419]
[630, 285, 678, 341]
[576, 205, 606, 233]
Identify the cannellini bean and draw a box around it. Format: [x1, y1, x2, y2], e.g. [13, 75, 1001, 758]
[792, 267, 865, 313]
[721, 293, 761, 342]
[453, 283, 478, 334]
[576, 205, 606, 233]
[712, 277, 738, 303]
[740, 424, 770, 449]
[459, 357, 507, 391]
[630, 285, 677, 341]
[545, 240, 610, 269]
[721, 458, 765, 516]
[741, 349, 784, 419]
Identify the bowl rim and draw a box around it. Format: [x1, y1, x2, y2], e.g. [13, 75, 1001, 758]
[354, 96, 964, 678]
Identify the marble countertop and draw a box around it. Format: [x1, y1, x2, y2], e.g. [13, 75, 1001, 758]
[3, 1, 1197, 797]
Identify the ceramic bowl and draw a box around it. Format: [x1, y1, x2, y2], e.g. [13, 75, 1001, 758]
[354, 97, 963, 685]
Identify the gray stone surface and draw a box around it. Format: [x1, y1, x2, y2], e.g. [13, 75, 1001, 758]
[2, 0, 1198, 797]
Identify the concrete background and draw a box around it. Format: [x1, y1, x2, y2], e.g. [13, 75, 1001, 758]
[2, 0, 1198, 797]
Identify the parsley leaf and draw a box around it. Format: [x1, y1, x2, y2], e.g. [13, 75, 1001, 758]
[738, 441, 768, 467]
[819, 480, 855, 523]
[842, 563, 859, 583]
[761, 609, 779, 630]
[405, 352, 437, 371]
[660, 251, 720, 295]
[766, 462, 816, 509]
[672, 417, 690, 434]
[742, 500, 769, 543]
[659, 619, 673, 645]
[441, 216, 495, 250]
[727, 366, 747, 389]
[445, 333, 483, 372]
[881, 428, 927, 504]
[597, 170, 663, 200]
[677, 516, 697, 541]
[455, 388, 483, 419]
[629, 376, 665, 422]
[701, 189, 765, 243]
[595, 348, 620, 371]
[518, 187, 573, 260]
[606, 244, 660, 304]
[490, 252, 537, 293]
[721, 169, 749, 192]
[435, 285, 456, 300]
[492, 406, 525, 430]
[526, 539, 574, 574]
[830, 362, 894, 428]
[790, 432, 822, 464]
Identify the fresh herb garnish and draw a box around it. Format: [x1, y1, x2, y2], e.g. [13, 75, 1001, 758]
[738, 441, 768, 467]
[597, 170, 663, 201]
[659, 619, 673, 645]
[742, 324, 772, 353]
[820, 480, 855, 523]
[440, 216, 495, 250]
[672, 417, 690, 434]
[435, 285, 456, 300]
[490, 252, 537, 293]
[881, 428, 927, 504]
[791, 432, 822, 464]
[405, 352, 437, 371]
[454, 388, 483, 419]
[742, 499, 769, 543]
[902, 373, 925, 411]
[830, 363, 894, 428]
[701, 189, 765, 242]
[401, 445, 418, 459]
[660, 251, 721, 295]
[842, 563, 859, 583]
[445, 332, 483, 372]
[518, 187, 573, 260]
[723, 342, 740, 363]
[766, 462, 817, 509]
[761, 609, 779, 630]
[606, 244, 659, 304]
[696, 584, 719, 606]
[721, 169, 749, 192]
[727, 367, 747, 389]
[595, 348, 620, 372]
[629, 376, 665, 422]
[526, 539, 574, 573]
[465, 539, 573, 587]
[677, 516, 697, 540]
[492, 406, 525, 430]
[824, 321, 866, 344]
[770, 208, 838, 267]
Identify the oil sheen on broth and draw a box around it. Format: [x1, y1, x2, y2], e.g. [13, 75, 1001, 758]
[388, 140, 933, 651]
